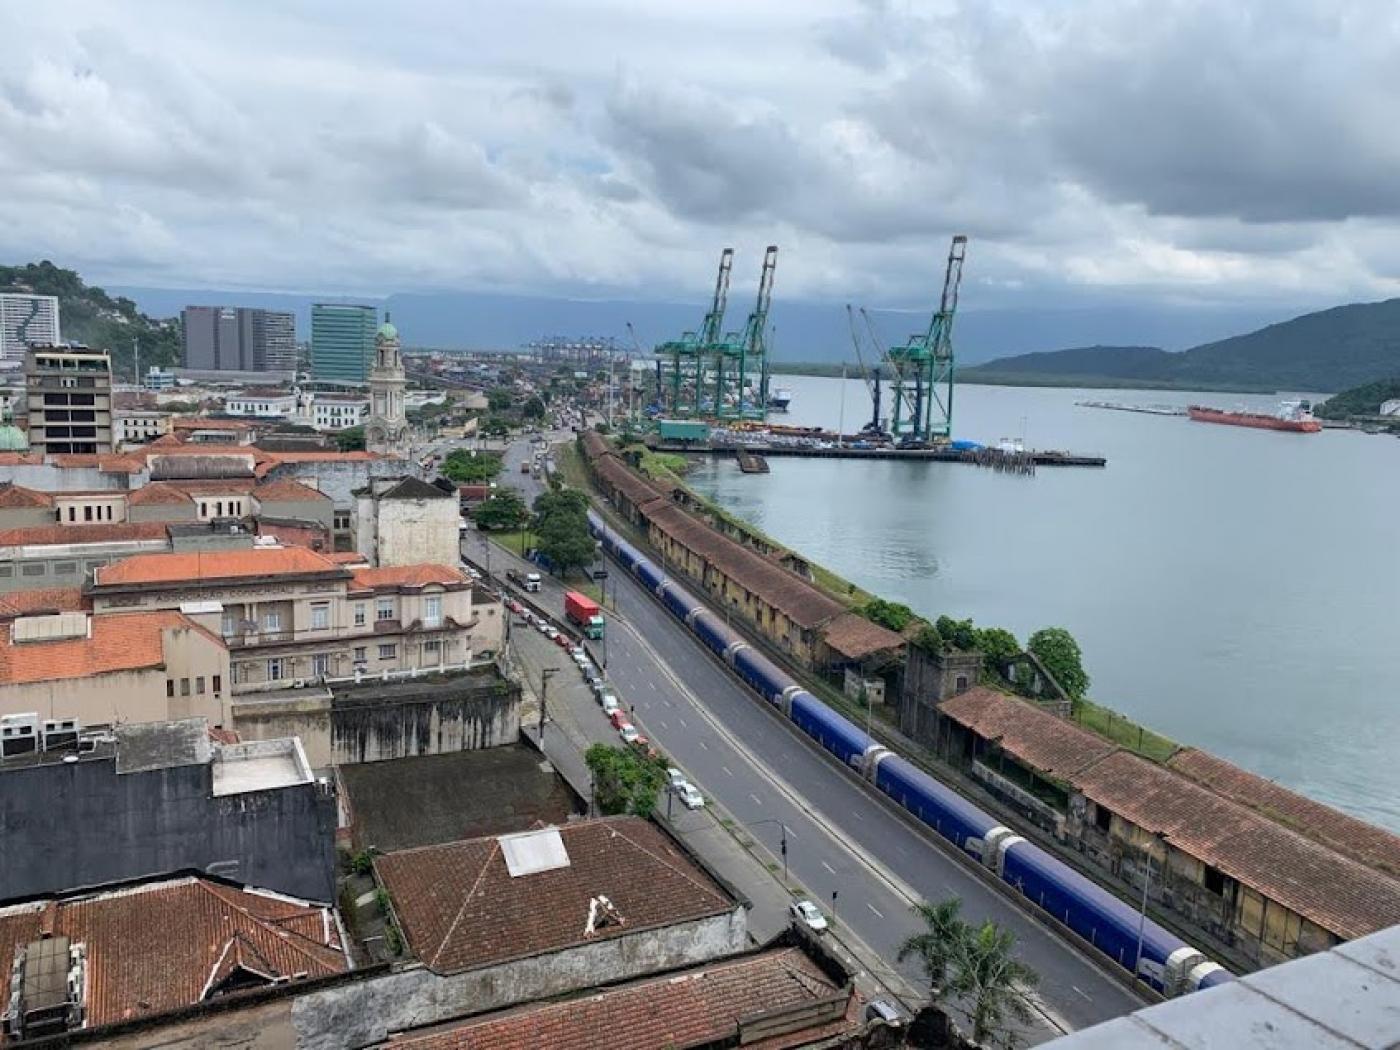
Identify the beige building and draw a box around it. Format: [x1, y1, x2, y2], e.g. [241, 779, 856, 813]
[25, 348, 114, 455]
[356, 476, 460, 567]
[0, 609, 231, 727]
[87, 545, 481, 692]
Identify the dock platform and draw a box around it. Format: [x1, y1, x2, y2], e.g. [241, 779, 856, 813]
[653, 443, 1106, 468]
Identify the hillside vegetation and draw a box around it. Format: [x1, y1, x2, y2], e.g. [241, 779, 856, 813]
[1315, 378, 1400, 419]
[1, 261, 181, 378]
[965, 299, 1400, 392]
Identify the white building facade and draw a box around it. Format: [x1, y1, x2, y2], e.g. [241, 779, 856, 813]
[0, 293, 61, 364]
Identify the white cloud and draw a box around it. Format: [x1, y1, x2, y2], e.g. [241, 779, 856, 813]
[2, 0, 1399, 320]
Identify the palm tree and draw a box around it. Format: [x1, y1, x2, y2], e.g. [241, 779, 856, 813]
[896, 897, 967, 996]
[950, 921, 1040, 1047]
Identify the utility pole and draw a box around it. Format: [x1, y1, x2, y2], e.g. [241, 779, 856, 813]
[539, 668, 556, 741]
[831, 889, 839, 927]
[132, 338, 140, 387]
[1133, 834, 1163, 984]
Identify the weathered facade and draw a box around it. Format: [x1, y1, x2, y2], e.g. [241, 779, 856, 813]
[355, 476, 460, 568]
[899, 644, 983, 743]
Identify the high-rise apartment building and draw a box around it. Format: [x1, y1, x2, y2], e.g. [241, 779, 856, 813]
[181, 307, 297, 374]
[311, 304, 377, 383]
[25, 348, 114, 455]
[0, 294, 62, 365]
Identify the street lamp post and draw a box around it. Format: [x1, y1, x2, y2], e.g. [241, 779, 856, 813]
[749, 819, 790, 885]
[1133, 833, 1165, 984]
[539, 668, 556, 742]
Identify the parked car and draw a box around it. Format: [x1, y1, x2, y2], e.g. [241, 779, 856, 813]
[676, 782, 705, 810]
[788, 900, 828, 933]
[585, 672, 604, 692]
[619, 724, 640, 744]
[666, 767, 686, 789]
[506, 599, 523, 615]
[544, 625, 560, 640]
[553, 632, 572, 649]
[535, 620, 550, 636]
[598, 690, 619, 708]
[608, 708, 628, 728]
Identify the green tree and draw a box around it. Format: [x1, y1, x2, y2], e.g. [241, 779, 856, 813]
[1027, 626, 1090, 699]
[861, 597, 915, 632]
[950, 921, 1040, 1047]
[534, 513, 596, 576]
[532, 488, 589, 523]
[936, 615, 978, 651]
[487, 387, 514, 412]
[897, 898, 968, 997]
[335, 426, 366, 452]
[473, 488, 530, 531]
[441, 449, 503, 484]
[522, 395, 546, 419]
[911, 624, 944, 656]
[480, 415, 511, 438]
[585, 743, 667, 817]
[976, 627, 1021, 670]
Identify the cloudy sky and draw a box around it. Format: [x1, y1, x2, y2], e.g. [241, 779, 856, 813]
[3, 0, 1398, 325]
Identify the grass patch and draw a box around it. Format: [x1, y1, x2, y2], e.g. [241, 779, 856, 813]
[1073, 698, 1179, 763]
[487, 529, 539, 557]
[638, 449, 690, 483]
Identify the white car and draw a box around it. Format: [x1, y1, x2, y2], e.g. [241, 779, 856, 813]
[543, 625, 559, 640]
[601, 696, 621, 716]
[789, 900, 828, 933]
[666, 767, 686, 789]
[619, 724, 640, 744]
[535, 620, 550, 635]
[676, 782, 705, 810]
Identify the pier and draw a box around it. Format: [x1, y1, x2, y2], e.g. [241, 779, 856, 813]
[651, 442, 1107, 467]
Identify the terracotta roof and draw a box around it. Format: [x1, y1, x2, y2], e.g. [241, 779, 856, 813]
[388, 946, 858, 1050]
[644, 502, 844, 629]
[821, 610, 906, 661]
[126, 481, 194, 506]
[0, 484, 52, 508]
[0, 588, 88, 619]
[592, 453, 667, 510]
[172, 415, 256, 430]
[579, 429, 610, 462]
[253, 478, 330, 503]
[0, 876, 345, 1030]
[144, 432, 188, 447]
[94, 546, 343, 587]
[262, 450, 380, 462]
[0, 610, 220, 685]
[47, 454, 145, 473]
[375, 817, 735, 975]
[162, 478, 257, 495]
[0, 453, 44, 466]
[939, 687, 1118, 781]
[350, 564, 467, 592]
[1167, 748, 1400, 878]
[328, 551, 370, 565]
[1073, 750, 1400, 940]
[0, 521, 172, 547]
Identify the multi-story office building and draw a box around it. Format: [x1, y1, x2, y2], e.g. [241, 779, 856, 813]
[0, 293, 61, 365]
[311, 304, 377, 383]
[24, 348, 114, 454]
[182, 307, 296, 373]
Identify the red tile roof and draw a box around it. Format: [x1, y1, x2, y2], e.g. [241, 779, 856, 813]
[821, 610, 905, 661]
[48, 454, 145, 473]
[0, 484, 52, 508]
[328, 551, 370, 565]
[253, 479, 330, 503]
[0, 453, 45, 467]
[592, 453, 667, 511]
[144, 432, 187, 447]
[172, 416, 256, 430]
[126, 482, 195, 506]
[0, 521, 172, 547]
[94, 546, 343, 587]
[0, 588, 88, 619]
[0, 876, 346, 1030]
[1167, 748, 1400, 878]
[375, 817, 735, 975]
[0, 610, 221, 685]
[939, 687, 1118, 781]
[388, 946, 858, 1050]
[350, 564, 467, 591]
[1073, 750, 1400, 940]
[644, 502, 844, 629]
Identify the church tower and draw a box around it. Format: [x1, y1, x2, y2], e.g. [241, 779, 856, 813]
[365, 312, 409, 456]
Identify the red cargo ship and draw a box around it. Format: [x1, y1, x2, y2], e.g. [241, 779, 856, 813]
[1187, 399, 1321, 433]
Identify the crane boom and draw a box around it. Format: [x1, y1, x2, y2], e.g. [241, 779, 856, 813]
[700, 248, 734, 346]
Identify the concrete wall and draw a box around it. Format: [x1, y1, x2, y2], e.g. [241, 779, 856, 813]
[268, 459, 407, 514]
[0, 539, 171, 593]
[0, 753, 337, 901]
[329, 675, 520, 765]
[0, 464, 145, 491]
[257, 497, 334, 531]
[0, 505, 56, 530]
[291, 905, 748, 1050]
[128, 501, 198, 523]
[375, 497, 459, 568]
[232, 693, 334, 768]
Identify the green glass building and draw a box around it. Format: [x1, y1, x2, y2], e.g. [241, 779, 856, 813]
[311, 303, 377, 383]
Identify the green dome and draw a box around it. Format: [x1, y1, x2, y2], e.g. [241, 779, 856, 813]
[0, 424, 28, 452]
[376, 312, 398, 342]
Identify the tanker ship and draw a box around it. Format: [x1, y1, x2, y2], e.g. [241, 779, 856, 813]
[1187, 399, 1321, 433]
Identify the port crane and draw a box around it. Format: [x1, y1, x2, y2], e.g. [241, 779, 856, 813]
[657, 248, 732, 418]
[887, 235, 968, 444]
[714, 244, 777, 420]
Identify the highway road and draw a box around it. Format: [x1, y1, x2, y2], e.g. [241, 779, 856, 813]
[468, 432, 1146, 1043]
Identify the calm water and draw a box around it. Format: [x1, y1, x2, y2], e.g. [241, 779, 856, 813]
[686, 376, 1400, 830]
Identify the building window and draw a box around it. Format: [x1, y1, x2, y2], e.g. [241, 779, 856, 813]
[423, 639, 441, 662]
[353, 603, 366, 627]
[376, 598, 395, 621]
[262, 609, 282, 632]
[231, 663, 242, 685]
[424, 595, 442, 627]
[266, 657, 285, 681]
[353, 646, 367, 663]
[180, 678, 191, 696]
[1203, 865, 1227, 896]
[52, 561, 76, 576]
[311, 653, 329, 678]
[84, 505, 93, 522]
[378, 643, 396, 660]
[212, 674, 222, 694]
[167, 679, 175, 698]
[196, 676, 206, 695]
[310, 602, 330, 630]
[334, 512, 352, 531]
[221, 613, 236, 637]
[1094, 804, 1112, 833]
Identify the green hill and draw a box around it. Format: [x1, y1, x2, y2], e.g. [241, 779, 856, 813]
[1, 261, 180, 378]
[1314, 377, 1400, 419]
[964, 299, 1400, 392]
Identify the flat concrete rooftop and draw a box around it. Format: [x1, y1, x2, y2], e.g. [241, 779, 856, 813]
[211, 738, 313, 796]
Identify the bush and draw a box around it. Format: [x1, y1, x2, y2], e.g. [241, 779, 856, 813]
[1028, 626, 1090, 699]
[975, 627, 1021, 668]
[912, 624, 944, 656]
[350, 850, 375, 877]
[441, 449, 503, 484]
[935, 615, 978, 651]
[585, 743, 668, 817]
[862, 597, 915, 632]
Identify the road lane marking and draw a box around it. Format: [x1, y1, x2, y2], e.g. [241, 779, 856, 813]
[678, 717, 688, 728]
[867, 903, 884, 919]
[721, 765, 734, 777]
[1072, 986, 1092, 1002]
[821, 860, 837, 875]
[697, 740, 708, 750]
[749, 793, 762, 805]
[657, 721, 668, 730]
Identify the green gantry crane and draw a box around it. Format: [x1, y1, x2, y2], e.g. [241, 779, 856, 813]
[657, 248, 733, 417]
[888, 235, 968, 444]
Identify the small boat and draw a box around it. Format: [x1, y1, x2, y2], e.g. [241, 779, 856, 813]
[767, 387, 792, 412]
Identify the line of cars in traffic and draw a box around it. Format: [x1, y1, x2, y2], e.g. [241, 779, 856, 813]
[503, 592, 706, 811]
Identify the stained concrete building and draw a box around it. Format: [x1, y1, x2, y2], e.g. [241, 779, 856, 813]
[0, 717, 337, 901]
[181, 307, 296, 374]
[355, 475, 459, 568]
[24, 348, 113, 455]
[0, 293, 60, 365]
